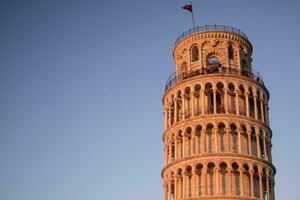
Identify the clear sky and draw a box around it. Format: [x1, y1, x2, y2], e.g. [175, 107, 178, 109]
[0, 0, 299, 200]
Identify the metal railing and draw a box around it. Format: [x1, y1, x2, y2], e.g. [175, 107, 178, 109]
[175, 24, 248, 45]
[165, 67, 265, 91]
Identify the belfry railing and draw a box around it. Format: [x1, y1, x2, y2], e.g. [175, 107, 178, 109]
[175, 25, 248, 45]
[165, 67, 265, 91]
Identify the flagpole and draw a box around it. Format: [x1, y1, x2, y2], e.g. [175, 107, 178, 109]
[191, 1, 195, 29]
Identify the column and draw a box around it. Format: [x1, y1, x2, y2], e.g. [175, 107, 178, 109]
[182, 94, 186, 120]
[249, 169, 254, 197]
[272, 179, 276, 200]
[168, 180, 172, 200]
[195, 134, 199, 154]
[163, 107, 167, 130]
[202, 129, 206, 153]
[254, 94, 258, 120]
[191, 135, 195, 155]
[228, 167, 232, 195]
[256, 133, 261, 158]
[174, 99, 178, 123]
[267, 106, 270, 125]
[183, 173, 186, 198]
[163, 182, 167, 200]
[193, 171, 197, 197]
[175, 139, 178, 160]
[266, 172, 270, 200]
[213, 89, 217, 114]
[260, 98, 265, 123]
[201, 89, 205, 115]
[174, 176, 178, 200]
[264, 102, 269, 125]
[214, 128, 218, 153]
[191, 90, 195, 117]
[164, 146, 167, 166]
[203, 167, 207, 195]
[269, 140, 273, 163]
[168, 104, 171, 126]
[224, 88, 228, 114]
[189, 174, 193, 197]
[215, 167, 220, 195]
[238, 128, 242, 154]
[226, 128, 230, 152]
[239, 169, 244, 196]
[263, 131, 268, 161]
[245, 92, 249, 117]
[258, 170, 263, 199]
[168, 143, 172, 163]
[235, 90, 239, 115]
[247, 130, 252, 155]
[182, 136, 186, 158]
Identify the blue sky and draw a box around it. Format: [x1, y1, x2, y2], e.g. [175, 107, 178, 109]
[0, 0, 299, 200]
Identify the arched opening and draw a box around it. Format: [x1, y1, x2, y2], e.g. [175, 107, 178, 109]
[228, 83, 236, 114]
[191, 46, 199, 62]
[194, 84, 201, 116]
[206, 124, 214, 153]
[243, 164, 251, 196]
[241, 59, 250, 76]
[257, 91, 262, 121]
[185, 166, 193, 197]
[207, 162, 215, 195]
[170, 171, 175, 200]
[205, 83, 214, 114]
[253, 166, 260, 198]
[180, 62, 188, 76]
[263, 94, 267, 122]
[218, 123, 226, 153]
[206, 52, 221, 73]
[195, 163, 203, 196]
[259, 130, 265, 159]
[170, 95, 175, 125]
[241, 125, 249, 154]
[178, 130, 183, 159]
[216, 82, 225, 113]
[230, 124, 238, 153]
[220, 162, 227, 195]
[195, 125, 202, 154]
[232, 162, 240, 195]
[177, 168, 183, 198]
[171, 139, 175, 162]
[251, 127, 257, 156]
[228, 44, 234, 60]
[262, 168, 267, 200]
[186, 127, 192, 156]
[238, 85, 246, 116]
[184, 87, 191, 118]
[248, 88, 255, 118]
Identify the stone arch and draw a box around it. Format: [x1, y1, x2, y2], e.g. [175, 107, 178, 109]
[191, 45, 200, 62]
[206, 123, 215, 153]
[205, 82, 214, 114]
[217, 122, 226, 153]
[194, 84, 202, 115]
[207, 162, 216, 195]
[216, 82, 225, 113]
[227, 82, 236, 114]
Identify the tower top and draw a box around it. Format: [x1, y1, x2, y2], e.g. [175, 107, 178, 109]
[175, 24, 249, 45]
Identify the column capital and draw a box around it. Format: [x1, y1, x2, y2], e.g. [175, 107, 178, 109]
[249, 169, 254, 175]
[238, 168, 244, 174]
[247, 129, 252, 135]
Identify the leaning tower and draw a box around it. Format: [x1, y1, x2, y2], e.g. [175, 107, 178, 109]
[162, 25, 276, 200]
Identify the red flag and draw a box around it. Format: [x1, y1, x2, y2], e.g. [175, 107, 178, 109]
[182, 4, 193, 13]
